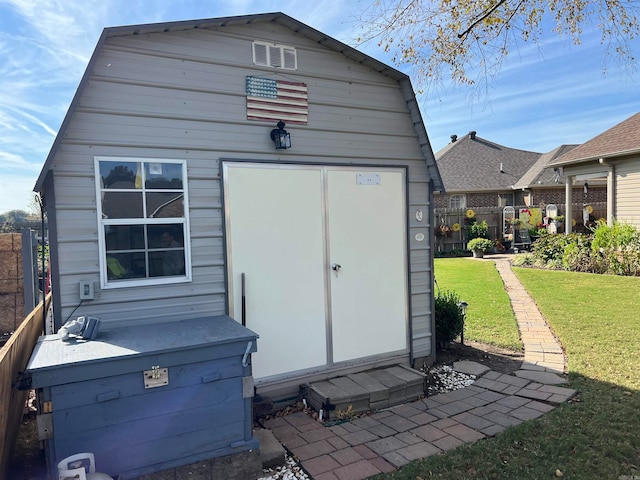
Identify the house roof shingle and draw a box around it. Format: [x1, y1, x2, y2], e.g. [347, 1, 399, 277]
[549, 112, 640, 166]
[512, 144, 578, 189]
[434, 132, 541, 192]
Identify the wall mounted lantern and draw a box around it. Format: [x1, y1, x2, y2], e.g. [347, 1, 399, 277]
[270, 121, 291, 150]
[457, 301, 468, 345]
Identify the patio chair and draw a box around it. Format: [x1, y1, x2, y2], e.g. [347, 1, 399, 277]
[518, 229, 532, 250]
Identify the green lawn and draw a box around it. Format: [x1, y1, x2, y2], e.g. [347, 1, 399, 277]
[376, 266, 640, 480]
[434, 258, 522, 351]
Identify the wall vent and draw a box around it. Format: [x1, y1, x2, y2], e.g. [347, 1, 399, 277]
[253, 41, 297, 70]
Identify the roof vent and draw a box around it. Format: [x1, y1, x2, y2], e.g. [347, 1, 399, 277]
[450, 134, 458, 143]
[469, 131, 477, 140]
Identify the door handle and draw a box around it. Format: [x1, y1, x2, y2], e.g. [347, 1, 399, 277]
[331, 263, 342, 277]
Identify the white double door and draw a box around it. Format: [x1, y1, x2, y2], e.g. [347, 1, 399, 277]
[224, 163, 408, 380]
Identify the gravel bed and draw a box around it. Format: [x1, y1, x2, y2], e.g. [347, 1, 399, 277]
[424, 364, 476, 395]
[259, 455, 310, 480]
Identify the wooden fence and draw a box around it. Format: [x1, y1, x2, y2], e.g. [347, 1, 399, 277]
[434, 203, 607, 252]
[0, 294, 50, 480]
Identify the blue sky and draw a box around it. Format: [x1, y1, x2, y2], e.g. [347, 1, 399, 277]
[1, 0, 638, 213]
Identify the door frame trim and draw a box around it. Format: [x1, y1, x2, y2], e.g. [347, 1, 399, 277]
[221, 159, 413, 382]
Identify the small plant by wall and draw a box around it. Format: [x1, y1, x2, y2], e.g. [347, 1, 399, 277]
[434, 289, 465, 348]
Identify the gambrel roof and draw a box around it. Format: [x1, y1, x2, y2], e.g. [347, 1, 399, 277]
[34, 12, 444, 193]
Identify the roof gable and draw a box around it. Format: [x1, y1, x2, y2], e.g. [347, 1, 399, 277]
[513, 144, 578, 189]
[550, 112, 640, 166]
[34, 12, 443, 192]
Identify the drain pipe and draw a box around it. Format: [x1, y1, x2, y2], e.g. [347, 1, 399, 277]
[36, 194, 46, 331]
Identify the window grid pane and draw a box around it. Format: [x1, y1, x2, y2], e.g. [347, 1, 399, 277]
[98, 159, 188, 284]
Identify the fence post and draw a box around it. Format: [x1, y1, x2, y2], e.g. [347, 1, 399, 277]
[20, 230, 39, 316]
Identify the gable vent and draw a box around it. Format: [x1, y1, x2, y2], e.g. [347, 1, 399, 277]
[253, 41, 297, 70]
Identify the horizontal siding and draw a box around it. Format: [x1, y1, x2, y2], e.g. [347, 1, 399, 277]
[616, 159, 640, 228]
[62, 112, 427, 159]
[50, 23, 435, 359]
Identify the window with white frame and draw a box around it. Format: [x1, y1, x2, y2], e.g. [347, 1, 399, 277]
[449, 194, 467, 209]
[253, 41, 297, 70]
[95, 157, 191, 287]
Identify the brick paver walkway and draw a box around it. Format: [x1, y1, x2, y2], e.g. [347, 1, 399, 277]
[492, 256, 566, 374]
[265, 254, 575, 480]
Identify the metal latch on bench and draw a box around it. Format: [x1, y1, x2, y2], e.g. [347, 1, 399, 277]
[144, 365, 169, 389]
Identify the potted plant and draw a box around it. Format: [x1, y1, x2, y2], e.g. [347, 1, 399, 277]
[467, 238, 494, 258]
[552, 215, 565, 229]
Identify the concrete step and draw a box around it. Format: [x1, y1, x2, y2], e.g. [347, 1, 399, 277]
[303, 364, 426, 421]
[254, 429, 286, 469]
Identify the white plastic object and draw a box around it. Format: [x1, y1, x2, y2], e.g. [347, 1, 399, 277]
[57, 453, 112, 480]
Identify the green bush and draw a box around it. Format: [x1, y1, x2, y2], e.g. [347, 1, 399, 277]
[591, 221, 640, 275]
[434, 248, 470, 258]
[466, 220, 489, 241]
[434, 289, 465, 348]
[562, 236, 606, 273]
[526, 221, 640, 276]
[591, 220, 637, 251]
[530, 233, 570, 264]
[467, 237, 494, 252]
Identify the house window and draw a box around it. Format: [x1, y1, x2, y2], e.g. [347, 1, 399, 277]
[498, 193, 514, 207]
[95, 157, 191, 288]
[253, 41, 297, 70]
[449, 194, 467, 209]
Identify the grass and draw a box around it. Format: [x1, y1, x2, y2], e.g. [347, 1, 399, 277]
[376, 266, 640, 480]
[434, 258, 522, 351]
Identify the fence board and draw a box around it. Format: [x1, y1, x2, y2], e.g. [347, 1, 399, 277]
[434, 203, 606, 252]
[0, 294, 50, 480]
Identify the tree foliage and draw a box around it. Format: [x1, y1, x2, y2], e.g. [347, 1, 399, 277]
[358, 0, 639, 86]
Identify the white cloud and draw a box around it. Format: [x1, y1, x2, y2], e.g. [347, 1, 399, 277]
[0, 172, 38, 213]
[0, 0, 638, 212]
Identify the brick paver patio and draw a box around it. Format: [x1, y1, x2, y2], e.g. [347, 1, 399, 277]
[263, 254, 576, 480]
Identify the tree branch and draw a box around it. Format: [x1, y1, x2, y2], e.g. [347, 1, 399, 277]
[458, 0, 509, 39]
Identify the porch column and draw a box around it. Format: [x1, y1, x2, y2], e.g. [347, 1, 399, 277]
[565, 174, 573, 234]
[606, 165, 615, 226]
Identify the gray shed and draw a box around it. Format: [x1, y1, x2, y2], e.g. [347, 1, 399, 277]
[33, 11, 443, 415]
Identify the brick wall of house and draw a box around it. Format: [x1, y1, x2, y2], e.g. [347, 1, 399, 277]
[0, 233, 24, 332]
[434, 186, 606, 211]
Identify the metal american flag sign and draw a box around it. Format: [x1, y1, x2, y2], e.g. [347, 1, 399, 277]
[246, 76, 308, 125]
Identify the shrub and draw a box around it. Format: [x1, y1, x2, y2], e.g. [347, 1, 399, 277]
[435, 248, 470, 258]
[511, 253, 536, 267]
[467, 220, 489, 241]
[467, 237, 494, 252]
[434, 289, 465, 348]
[591, 220, 637, 251]
[520, 221, 640, 276]
[562, 236, 605, 273]
[591, 221, 640, 275]
[531, 233, 571, 264]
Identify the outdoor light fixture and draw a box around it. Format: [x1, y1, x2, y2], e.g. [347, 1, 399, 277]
[270, 120, 291, 150]
[457, 301, 469, 345]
